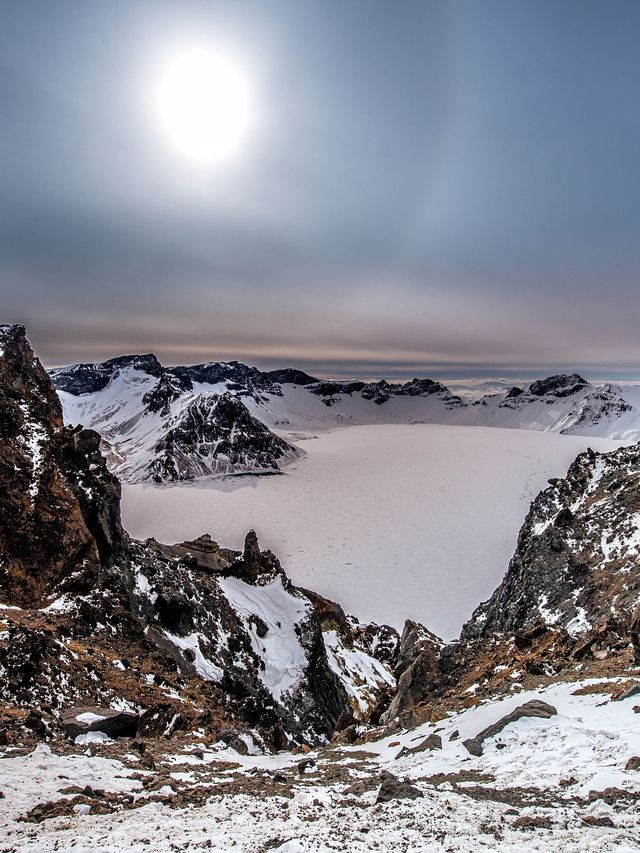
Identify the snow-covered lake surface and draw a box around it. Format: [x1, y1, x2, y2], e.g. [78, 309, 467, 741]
[122, 424, 623, 639]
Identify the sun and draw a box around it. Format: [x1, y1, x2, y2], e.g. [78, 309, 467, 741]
[153, 45, 252, 164]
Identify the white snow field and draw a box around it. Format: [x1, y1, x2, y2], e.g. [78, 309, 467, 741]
[2, 679, 639, 851]
[122, 424, 624, 639]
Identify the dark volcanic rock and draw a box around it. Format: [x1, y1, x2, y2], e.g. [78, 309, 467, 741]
[527, 373, 589, 398]
[169, 361, 280, 397]
[360, 377, 461, 406]
[380, 620, 442, 725]
[0, 325, 115, 606]
[505, 386, 524, 399]
[376, 771, 423, 803]
[264, 368, 319, 386]
[62, 706, 139, 739]
[146, 392, 301, 482]
[50, 354, 162, 395]
[463, 443, 640, 642]
[395, 733, 442, 758]
[462, 699, 557, 756]
[142, 372, 193, 415]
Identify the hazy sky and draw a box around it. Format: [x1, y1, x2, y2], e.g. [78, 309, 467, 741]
[1, 0, 639, 376]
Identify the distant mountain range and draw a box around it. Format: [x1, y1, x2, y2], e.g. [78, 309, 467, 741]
[50, 355, 640, 482]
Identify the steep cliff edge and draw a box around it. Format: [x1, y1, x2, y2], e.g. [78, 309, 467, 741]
[463, 443, 640, 648]
[0, 324, 123, 606]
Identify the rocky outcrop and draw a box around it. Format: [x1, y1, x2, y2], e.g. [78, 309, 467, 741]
[462, 699, 557, 756]
[61, 706, 139, 740]
[50, 354, 162, 395]
[146, 393, 302, 482]
[380, 620, 442, 726]
[0, 325, 121, 606]
[463, 444, 640, 642]
[264, 368, 319, 386]
[528, 373, 589, 398]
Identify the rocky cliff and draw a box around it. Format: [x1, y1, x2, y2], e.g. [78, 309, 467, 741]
[463, 443, 640, 644]
[0, 326, 397, 748]
[0, 324, 123, 606]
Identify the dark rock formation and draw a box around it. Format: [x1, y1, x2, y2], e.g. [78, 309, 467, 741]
[50, 354, 162, 395]
[462, 699, 557, 756]
[395, 733, 442, 758]
[0, 325, 119, 606]
[264, 368, 319, 386]
[142, 372, 193, 416]
[463, 443, 640, 642]
[62, 706, 139, 740]
[527, 373, 589, 398]
[146, 393, 302, 482]
[380, 620, 442, 726]
[376, 771, 423, 803]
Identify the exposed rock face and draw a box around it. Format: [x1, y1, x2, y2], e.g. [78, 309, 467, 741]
[264, 368, 319, 386]
[146, 393, 302, 482]
[128, 530, 355, 743]
[361, 377, 459, 406]
[61, 706, 139, 740]
[0, 325, 120, 606]
[528, 373, 589, 398]
[463, 444, 640, 642]
[50, 354, 162, 395]
[380, 620, 442, 726]
[462, 699, 557, 756]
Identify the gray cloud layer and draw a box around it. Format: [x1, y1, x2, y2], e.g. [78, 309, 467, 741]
[1, 1, 639, 376]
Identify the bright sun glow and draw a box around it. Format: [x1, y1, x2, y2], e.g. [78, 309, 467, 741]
[154, 46, 252, 164]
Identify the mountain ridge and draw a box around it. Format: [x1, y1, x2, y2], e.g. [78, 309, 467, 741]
[50, 352, 640, 483]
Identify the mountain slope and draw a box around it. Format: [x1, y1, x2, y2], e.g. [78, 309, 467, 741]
[54, 360, 303, 483]
[463, 442, 640, 644]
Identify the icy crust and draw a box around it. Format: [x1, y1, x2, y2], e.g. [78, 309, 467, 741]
[464, 444, 640, 639]
[2, 680, 640, 852]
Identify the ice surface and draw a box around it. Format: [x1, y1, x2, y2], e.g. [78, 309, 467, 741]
[122, 424, 623, 639]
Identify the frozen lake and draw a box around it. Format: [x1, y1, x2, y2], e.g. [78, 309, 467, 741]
[122, 424, 622, 639]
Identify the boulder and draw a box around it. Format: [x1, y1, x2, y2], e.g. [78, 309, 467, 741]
[395, 733, 442, 759]
[463, 699, 557, 756]
[375, 771, 423, 803]
[62, 706, 139, 740]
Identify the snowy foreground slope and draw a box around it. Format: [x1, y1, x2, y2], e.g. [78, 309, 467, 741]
[122, 424, 623, 638]
[2, 680, 640, 852]
[51, 354, 640, 482]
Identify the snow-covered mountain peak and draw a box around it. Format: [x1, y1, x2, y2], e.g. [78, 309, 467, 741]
[527, 372, 590, 397]
[50, 354, 640, 483]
